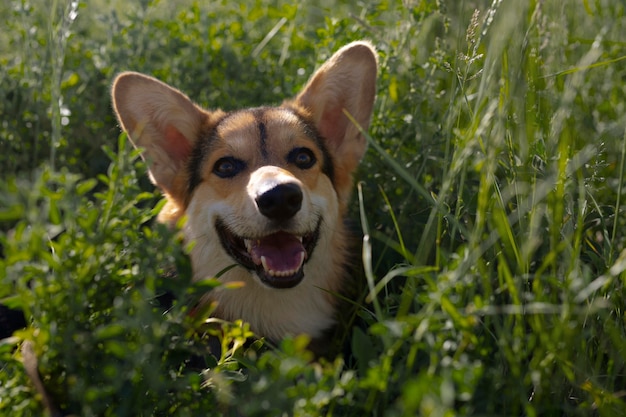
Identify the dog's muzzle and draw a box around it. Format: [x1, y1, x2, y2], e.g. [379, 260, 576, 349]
[255, 183, 303, 221]
[216, 219, 321, 289]
[216, 183, 320, 289]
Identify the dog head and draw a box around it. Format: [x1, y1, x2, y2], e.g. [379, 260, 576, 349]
[111, 42, 377, 338]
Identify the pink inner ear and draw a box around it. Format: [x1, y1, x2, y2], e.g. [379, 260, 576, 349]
[319, 105, 349, 150]
[163, 125, 192, 165]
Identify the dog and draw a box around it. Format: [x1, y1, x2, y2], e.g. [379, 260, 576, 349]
[111, 41, 377, 346]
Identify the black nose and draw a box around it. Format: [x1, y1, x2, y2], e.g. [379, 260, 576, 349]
[256, 183, 303, 220]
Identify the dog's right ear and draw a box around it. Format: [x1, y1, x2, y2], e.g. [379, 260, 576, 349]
[290, 41, 377, 208]
[111, 72, 207, 205]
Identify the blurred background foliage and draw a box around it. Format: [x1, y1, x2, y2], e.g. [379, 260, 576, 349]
[1, 0, 626, 415]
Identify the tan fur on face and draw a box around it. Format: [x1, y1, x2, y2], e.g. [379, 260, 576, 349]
[111, 41, 377, 341]
[184, 108, 341, 337]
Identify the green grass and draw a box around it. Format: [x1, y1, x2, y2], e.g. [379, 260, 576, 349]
[2, 0, 626, 415]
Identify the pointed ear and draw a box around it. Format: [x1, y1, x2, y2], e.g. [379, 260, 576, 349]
[111, 72, 206, 203]
[292, 41, 377, 186]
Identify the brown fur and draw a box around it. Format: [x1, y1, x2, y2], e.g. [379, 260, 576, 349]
[111, 41, 377, 343]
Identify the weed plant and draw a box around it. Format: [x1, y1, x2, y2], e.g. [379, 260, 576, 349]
[1, 0, 626, 415]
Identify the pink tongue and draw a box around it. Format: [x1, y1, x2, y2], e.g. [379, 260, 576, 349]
[249, 232, 306, 274]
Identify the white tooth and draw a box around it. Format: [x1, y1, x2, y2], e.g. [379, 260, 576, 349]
[297, 252, 305, 268]
[244, 239, 252, 251]
[261, 256, 269, 272]
[297, 236, 303, 242]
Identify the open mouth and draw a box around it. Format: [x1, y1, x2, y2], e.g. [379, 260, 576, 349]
[215, 218, 321, 289]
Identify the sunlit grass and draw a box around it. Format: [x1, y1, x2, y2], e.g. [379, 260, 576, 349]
[1, 0, 625, 415]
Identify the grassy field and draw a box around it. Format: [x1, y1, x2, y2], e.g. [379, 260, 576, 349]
[1, 0, 626, 415]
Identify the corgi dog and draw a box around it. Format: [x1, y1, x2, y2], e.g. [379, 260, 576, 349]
[111, 41, 377, 345]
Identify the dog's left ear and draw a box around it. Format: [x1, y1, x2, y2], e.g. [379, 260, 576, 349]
[291, 41, 377, 202]
[111, 72, 210, 208]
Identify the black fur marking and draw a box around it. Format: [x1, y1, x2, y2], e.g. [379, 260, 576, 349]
[258, 119, 269, 159]
[283, 107, 335, 185]
[187, 120, 223, 197]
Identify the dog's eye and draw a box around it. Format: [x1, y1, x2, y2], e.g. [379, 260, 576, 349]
[288, 147, 317, 169]
[213, 157, 246, 178]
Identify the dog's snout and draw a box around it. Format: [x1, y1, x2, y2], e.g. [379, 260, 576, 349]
[256, 183, 303, 220]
